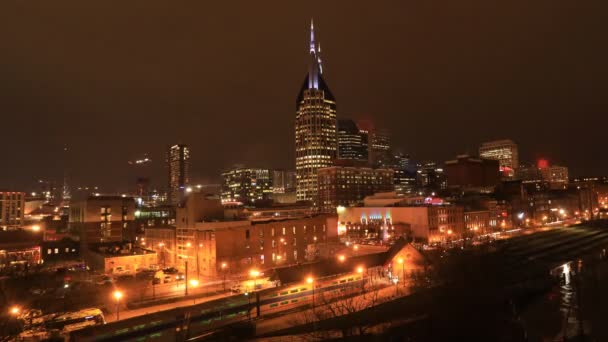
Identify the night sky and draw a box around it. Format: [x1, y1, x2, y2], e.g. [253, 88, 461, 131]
[1, 1, 607, 192]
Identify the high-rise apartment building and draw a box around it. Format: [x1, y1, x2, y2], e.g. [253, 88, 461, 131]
[168, 144, 190, 205]
[221, 167, 273, 205]
[479, 140, 519, 177]
[295, 20, 337, 203]
[370, 129, 392, 168]
[337, 119, 368, 163]
[0, 191, 25, 230]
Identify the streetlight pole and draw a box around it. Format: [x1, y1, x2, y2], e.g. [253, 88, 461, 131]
[307, 277, 314, 310]
[246, 292, 251, 321]
[398, 257, 405, 287]
[221, 262, 227, 292]
[357, 266, 365, 291]
[158, 243, 166, 268]
[113, 291, 123, 321]
[197, 243, 201, 280]
[185, 260, 189, 296]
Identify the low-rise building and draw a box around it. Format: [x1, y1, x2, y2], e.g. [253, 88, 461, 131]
[338, 204, 464, 243]
[85, 243, 156, 274]
[464, 210, 491, 236]
[0, 230, 42, 271]
[68, 196, 136, 244]
[190, 214, 337, 278]
[143, 227, 176, 268]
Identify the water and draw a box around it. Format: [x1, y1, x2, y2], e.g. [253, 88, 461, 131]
[520, 254, 608, 341]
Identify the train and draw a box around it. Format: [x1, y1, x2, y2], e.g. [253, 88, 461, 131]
[70, 271, 365, 341]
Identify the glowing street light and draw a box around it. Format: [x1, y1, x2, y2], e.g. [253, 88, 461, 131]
[31, 225, 41, 232]
[189, 279, 199, 287]
[397, 257, 405, 286]
[338, 254, 346, 262]
[250, 269, 260, 291]
[9, 306, 20, 316]
[113, 290, 123, 320]
[186, 242, 192, 248]
[356, 266, 365, 290]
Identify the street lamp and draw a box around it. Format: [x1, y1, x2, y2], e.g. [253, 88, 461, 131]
[397, 257, 405, 286]
[392, 277, 399, 296]
[250, 269, 260, 291]
[356, 266, 365, 291]
[184, 242, 193, 296]
[307, 277, 315, 309]
[113, 290, 123, 321]
[9, 306, 20, 316]
[338, 254, 346, 262]
[31, 225, 40, 232]
[221, 262, 228, 291]
[158, 242, 165, 268]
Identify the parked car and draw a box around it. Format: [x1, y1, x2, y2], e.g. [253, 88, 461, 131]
[163, 267, 179, 274]
[230, 284, 244, 293]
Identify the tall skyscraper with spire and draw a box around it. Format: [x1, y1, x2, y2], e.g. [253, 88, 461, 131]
[295, 20, 337, 203]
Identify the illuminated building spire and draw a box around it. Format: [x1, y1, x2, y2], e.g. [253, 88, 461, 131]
[317, 42, 323, 74]
[307, 18, 321, 89]
[310, 19, 316, 54]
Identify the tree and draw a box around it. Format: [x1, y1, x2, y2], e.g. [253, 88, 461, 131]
[291, 279, 388, 340]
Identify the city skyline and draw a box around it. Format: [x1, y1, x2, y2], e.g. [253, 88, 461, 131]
[1, 1, 607, 192]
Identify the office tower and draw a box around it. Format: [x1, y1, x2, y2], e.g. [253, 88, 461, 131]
[167, 144, 190, 205]
[221, 167, 273, 205]
[393, 153, 417, 195]
[295, 20, 337, 203]
[358, 119, 392, 168]
[517, 160, 569, 190]
[417, 161, 447, 194]
[317, 166, 394, 213]
[444, 155, 500, 189]
[0, 191, 25, 230]
[337, 119, 368, 163]
[370, 129, 392, 168]
[479, 139, 519, 177]
[272, 170, 296, 194]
